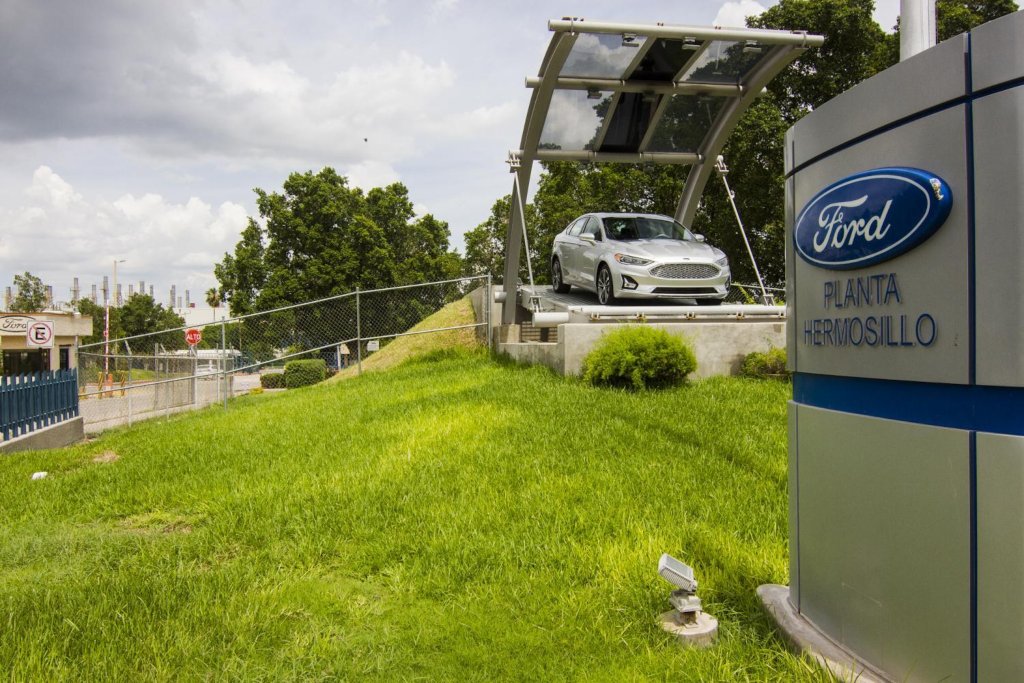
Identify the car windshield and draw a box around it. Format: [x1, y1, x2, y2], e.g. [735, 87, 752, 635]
[602, 217, 696, 242]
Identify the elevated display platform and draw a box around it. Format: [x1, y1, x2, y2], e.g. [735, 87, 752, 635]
[519, 285, 786, 324]
[491, 285, 786, 378]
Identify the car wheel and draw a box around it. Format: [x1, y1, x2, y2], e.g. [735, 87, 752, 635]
[551, 258, 570, 293]
[596, 265, 615, 305]
[696, 298, 724, 306]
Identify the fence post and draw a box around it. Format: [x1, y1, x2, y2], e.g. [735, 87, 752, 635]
[126, 345, 133, 427]
[486, 274, 493, 351]
[356, 288, 362, 376]
[221, 318, 228, 410]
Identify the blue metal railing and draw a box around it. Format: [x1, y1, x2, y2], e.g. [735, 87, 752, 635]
[0, 369, 79, 441]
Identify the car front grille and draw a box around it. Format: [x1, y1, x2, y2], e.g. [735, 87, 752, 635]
[652, 287, 719, 295]
[649, 263, 720, 279]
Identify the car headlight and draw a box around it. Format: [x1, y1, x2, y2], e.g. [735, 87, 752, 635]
[714, 254, 729, 267]
[614, 253, 653, 266]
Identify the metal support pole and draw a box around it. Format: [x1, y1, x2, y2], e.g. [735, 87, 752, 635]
[512, 174, 536, 289]
[715, 156, 770, 304]
[221, 318, 227, 409]
[126, 345, 133, 427]
[900, 0, 936, 61]
[356, 288, 362, 376]
[486, 274, 493, 351]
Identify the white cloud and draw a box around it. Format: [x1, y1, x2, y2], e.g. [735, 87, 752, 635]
[195, 51, 309, 98]
[25, 166, 83, 210]
[431, 0, 458, 17]
[714, 0, 768, 28]
[344, 160, 401, 191]
[0, 167, 248, 303]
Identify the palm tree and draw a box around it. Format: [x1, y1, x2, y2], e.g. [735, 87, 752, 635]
[205, 287, 222, 308]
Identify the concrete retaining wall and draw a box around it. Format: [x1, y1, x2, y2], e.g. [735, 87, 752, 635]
[499, 321, 786, 378]
[0, 416, 85, 454]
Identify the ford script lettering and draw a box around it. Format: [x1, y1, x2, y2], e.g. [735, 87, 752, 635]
[795, 167, 952, 270]
[0, 315, 35, 334]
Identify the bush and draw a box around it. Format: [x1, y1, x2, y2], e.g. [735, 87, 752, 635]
[582, 326, 697, 391]
[284, 359, 328, 389]
[740, 347, 789, 379]
[260, 372, 285, 389]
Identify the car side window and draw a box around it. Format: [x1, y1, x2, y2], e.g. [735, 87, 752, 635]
[567, 218, 586, 236]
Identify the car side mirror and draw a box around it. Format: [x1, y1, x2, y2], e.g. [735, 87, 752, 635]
[693, 234, 706, 243]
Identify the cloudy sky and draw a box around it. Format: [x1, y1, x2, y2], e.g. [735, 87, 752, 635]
[0, 0, 900, 307]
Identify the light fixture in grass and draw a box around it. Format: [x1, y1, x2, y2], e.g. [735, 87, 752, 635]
[582, 326, 697, 391]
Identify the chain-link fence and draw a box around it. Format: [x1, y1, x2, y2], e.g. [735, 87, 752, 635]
[77, 276, 491, 434]
[724, 283, 785, 305]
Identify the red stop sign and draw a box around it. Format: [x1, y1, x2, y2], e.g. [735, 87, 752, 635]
[185, 328, 202, 346]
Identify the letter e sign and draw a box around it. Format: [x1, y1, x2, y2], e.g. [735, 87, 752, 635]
[26, 321, 54, 348]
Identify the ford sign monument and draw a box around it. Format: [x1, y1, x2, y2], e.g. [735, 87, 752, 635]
[771, 11, 1024, 683]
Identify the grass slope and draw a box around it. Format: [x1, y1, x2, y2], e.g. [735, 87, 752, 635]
[0, 351, 827, 681]
[331, 295, 481, 380]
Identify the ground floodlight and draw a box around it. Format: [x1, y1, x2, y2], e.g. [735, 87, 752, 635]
[656, 553, 718, 648]
[658, 553, 697, 592]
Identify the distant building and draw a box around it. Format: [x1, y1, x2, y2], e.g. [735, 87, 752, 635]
[0, 312, 92, 376]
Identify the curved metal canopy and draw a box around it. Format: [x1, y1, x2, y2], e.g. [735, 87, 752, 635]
[501, 18, 824, 323]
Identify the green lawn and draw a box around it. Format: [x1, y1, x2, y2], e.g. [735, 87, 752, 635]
[0, 350, 829, 681]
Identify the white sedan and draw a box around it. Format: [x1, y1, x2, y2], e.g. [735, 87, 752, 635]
[550, 213, 731, 305]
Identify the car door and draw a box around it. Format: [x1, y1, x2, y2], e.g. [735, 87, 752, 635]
[558, 217, 587, 284]
[576, 216, 604, 289]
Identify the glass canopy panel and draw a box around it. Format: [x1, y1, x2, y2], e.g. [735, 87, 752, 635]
[646, 95, 725, 153]
[559, 33, 648, 79]
[600, 92, 659, 153]
[679, 40, 766, 84]
[539, 89, 613, 151]
[629, 38, 693, 82]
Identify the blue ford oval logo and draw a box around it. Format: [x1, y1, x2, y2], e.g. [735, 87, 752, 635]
[794, 167, 952, 270]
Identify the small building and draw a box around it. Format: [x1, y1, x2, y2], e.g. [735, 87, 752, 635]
[0, 312, 93, 375]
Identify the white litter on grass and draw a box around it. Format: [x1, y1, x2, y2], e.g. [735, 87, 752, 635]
[31, 471, 48, 480]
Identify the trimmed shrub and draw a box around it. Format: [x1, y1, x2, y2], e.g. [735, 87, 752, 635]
[284, 359, 328, 389]
[260, 372, 285, 389]
[740, 347, 789, 379]
[582, 326, 697, 391]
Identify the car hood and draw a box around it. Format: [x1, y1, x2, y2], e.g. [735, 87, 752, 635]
[612, 239, 720, 261]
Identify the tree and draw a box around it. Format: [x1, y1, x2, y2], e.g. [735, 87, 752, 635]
[936, 0, 1018, 38]
[214, 168, 464, 355]
[10, 272, 48, 312]
[749, 0, 892, 123]
[75, 297, 120, 346]
[217, 168, 463, 310]
[205, 287, 222, 310]
[119, 294, 185, 343]
[877, 0, 1018, 64]
[214, 218, 267, 317]
[463, 194, 542, 283]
